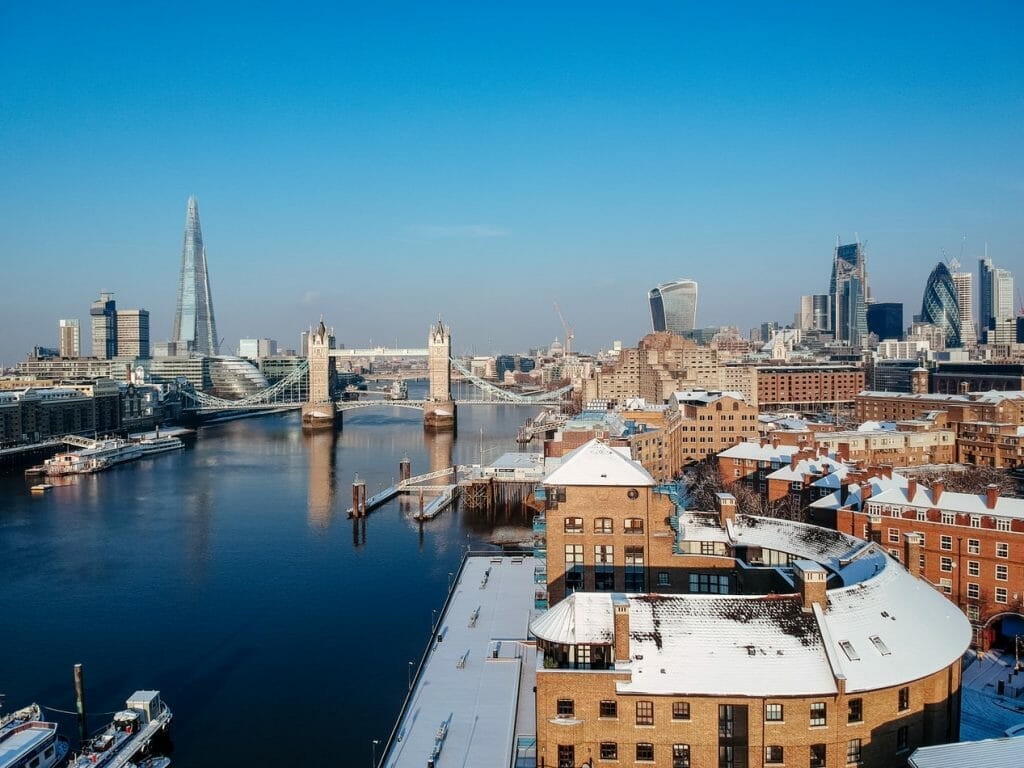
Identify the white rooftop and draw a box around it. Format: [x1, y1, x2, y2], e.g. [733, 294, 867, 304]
[909, 736, 1024, 768]
[543, 438, 655, 487]
[868, 486, 1024, 519]
[717, 441, 795, 463]
[383, 555, 538, 768]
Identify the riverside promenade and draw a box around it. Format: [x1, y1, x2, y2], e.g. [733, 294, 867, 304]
[381, 553, 539, 768]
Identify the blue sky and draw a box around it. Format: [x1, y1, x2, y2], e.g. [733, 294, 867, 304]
[2, 2, 1022, 364]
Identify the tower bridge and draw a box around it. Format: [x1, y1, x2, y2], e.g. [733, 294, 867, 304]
[182, 316, 571, 428]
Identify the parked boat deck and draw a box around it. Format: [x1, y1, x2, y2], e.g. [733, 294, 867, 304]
[381, 554, 538, 768]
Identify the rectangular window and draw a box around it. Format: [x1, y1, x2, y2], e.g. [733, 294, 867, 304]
[997, 518, 1011, 532]
[564, 516, 583, 533]
[968, 583, 980, 599]
[658, 571, 670, 587]
[846, 738, 862, 764]
[997, 588, 1009, 603]
[899, 686, 910, 711]
[968, 560, 980, 577]
[556, 699, 574, 717]
[968, 538, 980, 555]
[689, 573, 730, 594]
[700, 541, 718, 555]
[916, 510, 927, 522]
[996, 564, 1008, 581]
[968, 605, 981, 621]
[847, 698, 862, 723]
[810, 743, 827, 768]
[810, 702, 827, 727]
[940, 535, 952, 551]
[624, 517, 644, 534]
[625, 546, 645, 591]
[636, 700, 654, 726]
[673, 701, 691, 720]
[557, 745, 574, 768]
[997, 542, 1009, 558]
[636, 743, 654, 762]
[765, 703, 783, 722]
[594, 517, 613, 534]
[970, 515, 981, 528]
[939, 578, 952, 594]
[765, 745, 784, 764]
[599, 700, 617, 718]
[940, 556, 953, 572]
[897, 725, 909, 751]
[672, 744, 691, 768]
[941, 512, 955, 525]
[600, 742, 618, 760]
[887, 527, 898, 543]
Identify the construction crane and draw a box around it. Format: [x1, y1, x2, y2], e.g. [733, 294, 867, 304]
[553, 302, 574, 357]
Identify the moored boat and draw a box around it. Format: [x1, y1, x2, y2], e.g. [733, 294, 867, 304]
[135, 436, 184, 456]
[43, 438, 142, 477]
[0, 718, 69, 768]
[29, 484, 53, 493]
[67, 691, 171, 768]
[0, 704, 42, 736]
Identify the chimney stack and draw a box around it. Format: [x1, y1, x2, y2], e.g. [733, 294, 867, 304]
[932, 478, 944, 504]
[986, 483, 1000, 510]
[794, 561, 828, 613]
[906, 478, 917, 502]
[859, 481, 873, 509]
[903, 533, 923, 579]
[613, 595, 630, 663]
[716, 492, 737, 528]
[791, 454, 799, 471]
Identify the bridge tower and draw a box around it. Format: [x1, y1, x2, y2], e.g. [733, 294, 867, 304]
[424, 316, 456, 432]
[302, 317, 338, 430]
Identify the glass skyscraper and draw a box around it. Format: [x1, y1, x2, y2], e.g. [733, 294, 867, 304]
[830, 241, 869, 347]
[648, 279, 698, 335]
[866, 302, 903, 341]
[920, 262, 961, 348]
[172, 196, 220, 356]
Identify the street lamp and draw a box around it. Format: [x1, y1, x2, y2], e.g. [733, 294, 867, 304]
[371, 738, 380, 767]
[408, 660, 414, 690]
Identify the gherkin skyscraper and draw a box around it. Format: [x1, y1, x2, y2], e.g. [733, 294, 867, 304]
[172, 196, 219, 356]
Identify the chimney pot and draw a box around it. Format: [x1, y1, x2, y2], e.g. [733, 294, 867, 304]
[932, 478, 945, 504]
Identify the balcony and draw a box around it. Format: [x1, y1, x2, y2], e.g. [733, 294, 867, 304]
[532, 514, 546, 534]
[534, 588, 549, 610]
[534, 486, 547, 501]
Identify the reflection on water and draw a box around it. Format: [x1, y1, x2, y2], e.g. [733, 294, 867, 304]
[0, 392, 540, 767]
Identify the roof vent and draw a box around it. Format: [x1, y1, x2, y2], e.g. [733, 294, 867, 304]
[840, 641, 860, 661]
[870, 635, 891, 656]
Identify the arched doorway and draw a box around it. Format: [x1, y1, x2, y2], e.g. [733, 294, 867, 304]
[984, 612, 1024, 659]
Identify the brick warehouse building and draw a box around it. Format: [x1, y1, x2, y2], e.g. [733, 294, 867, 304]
[531, 500, 969, 768]
[834, 479, 1024, 650]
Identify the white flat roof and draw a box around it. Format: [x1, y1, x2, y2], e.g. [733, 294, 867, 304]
[543, 438, 655, 487]
[383, 555, 538, 768]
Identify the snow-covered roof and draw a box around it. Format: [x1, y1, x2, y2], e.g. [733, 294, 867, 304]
[532, 542, 970, 696]
[909, 737, 1024, 768]
[672, 389, 748, 405]
[809, 473, 910, 512]
[717, 441, 795, 463]
[767, 456, 841, 482]
[542, 438, 655, 487]
[868, 486, 1024, 519]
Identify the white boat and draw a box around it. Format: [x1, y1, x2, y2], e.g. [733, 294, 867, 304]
[0, 704, 41, 736]
[387, 380, 409, 400]
[29, 484, 54, 493]
[67, 691, 171, 768]
[43, 438, 142, 477]
[128, 758, 171, 768]
[135, 436, 184, 456]
[0, 717, 69, 768]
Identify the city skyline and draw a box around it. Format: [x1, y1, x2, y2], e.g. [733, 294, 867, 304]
[2, 3, 1022, 365]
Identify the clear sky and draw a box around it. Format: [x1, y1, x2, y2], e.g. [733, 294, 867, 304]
[2, 2, 1022, 365]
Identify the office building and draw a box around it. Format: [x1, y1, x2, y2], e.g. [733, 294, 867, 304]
[116, 309, 150, 359]
[172, 196, 220, 356]
[90, 292, 117, 359]
[950, 267, 976, 346]
[866, 302, 903, 341]
[979, 256, 1015, 344]
[648, 279, 698, 335]
[58, 319, 80, 358]
[799, 294, 831, 332]
[919, 262, 961, 348]
[830, 241, 869, 347]
[239, 338, 278, 360]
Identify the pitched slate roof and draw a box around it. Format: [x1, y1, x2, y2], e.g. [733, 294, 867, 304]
[542, 438, 655, 487]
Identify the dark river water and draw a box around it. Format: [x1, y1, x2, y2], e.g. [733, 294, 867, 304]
[0, 382, 538, 766]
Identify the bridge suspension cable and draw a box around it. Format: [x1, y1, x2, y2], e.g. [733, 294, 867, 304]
[448, 357, 573, 403]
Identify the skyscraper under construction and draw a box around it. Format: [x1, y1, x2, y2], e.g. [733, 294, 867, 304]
[172, 196, 219, 356]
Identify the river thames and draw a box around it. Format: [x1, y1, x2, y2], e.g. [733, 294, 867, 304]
[0, 383, 539, 766]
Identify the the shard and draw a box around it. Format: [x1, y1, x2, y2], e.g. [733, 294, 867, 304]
[172, 196, 219, 356]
